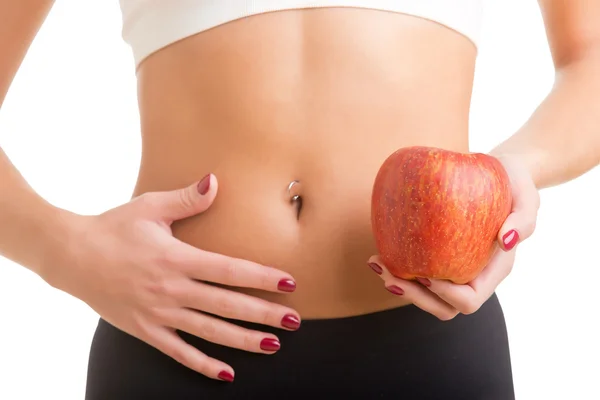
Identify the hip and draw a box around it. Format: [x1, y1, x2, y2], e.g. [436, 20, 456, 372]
[85, 292, 514, 399]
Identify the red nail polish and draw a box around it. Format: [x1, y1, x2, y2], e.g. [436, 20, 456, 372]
[386, 285, 404, 295]
[277, 279, 296, 292]
[368, 262, 383, 275]
[502, 229, 519, 251]
[281, 314, 301, 330]
[197, 174, 211, 195]
[260, 338, 281, 352]
[416, 277, 431, 287]
[218, 370, 234, 382]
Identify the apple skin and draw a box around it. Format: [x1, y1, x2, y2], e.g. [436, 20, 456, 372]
[371, 146, 512, 284]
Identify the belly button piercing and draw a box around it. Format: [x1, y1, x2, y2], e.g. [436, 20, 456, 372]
[287, 180, 303, 219]
[287, 180, 300, 196]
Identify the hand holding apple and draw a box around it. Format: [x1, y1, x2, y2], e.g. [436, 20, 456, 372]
[368, 147, 539, 319]
[371, 146, 513, 284]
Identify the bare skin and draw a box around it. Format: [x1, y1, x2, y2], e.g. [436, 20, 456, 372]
[1, 0, 599, 383]
[133, 8, 476, 318]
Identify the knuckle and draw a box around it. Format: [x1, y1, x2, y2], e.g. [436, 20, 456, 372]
[460, 298, 482, 315]
[195, 361, 212, 377]
[136, 192, 161, 210]
[176, 188, 196, 211]
[215, 295, 237, 317]
[169, 345, 192, 366]
[259, 267, 274, 289]
[173, 285, 195, 307]
[243, 332, 256, 350]
[222, 260, 238, 283]
[527, 218, 537, 236]
[145, 278, 176, 298]
[197, 319, 218, 342]
[146, 305, 170, 322]
[168, 310, 192, 331]
[159, 245, 185, 269]
[437, 310, 459, 321]
[145, 279, 167, 296]
[130, 312, 152, 337]
[531, 191, 541, 210]
[199, 364, 213, 378]
[260, 305, 276, 326]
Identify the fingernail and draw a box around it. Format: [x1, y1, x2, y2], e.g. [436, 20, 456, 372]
[386, 285, 404, 295]
[277, 279, 296, 292]
[197, 174, 211, 195]
[281, 314, 301, 330]
[502, 229, 519, 251]
[416, 277, 431, 287]
[260, 338, 281, 352]
[368, 262, 383, 275]
[218, 370, 234, 382]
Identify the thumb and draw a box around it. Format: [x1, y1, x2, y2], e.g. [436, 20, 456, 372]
[154, 173, 218, 222]
[494, 156, 540, 252]
[497, 194, 539, 252]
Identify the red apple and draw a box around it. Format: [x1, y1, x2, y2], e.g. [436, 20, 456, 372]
[371, 146, 512, 284]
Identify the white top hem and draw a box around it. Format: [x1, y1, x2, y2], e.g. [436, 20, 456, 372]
[120, 0, 483, 68]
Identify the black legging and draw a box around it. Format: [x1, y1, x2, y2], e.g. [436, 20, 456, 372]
[85, 292, 515, 399]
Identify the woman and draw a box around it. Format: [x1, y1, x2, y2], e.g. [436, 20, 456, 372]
[1, 0, 599, 399]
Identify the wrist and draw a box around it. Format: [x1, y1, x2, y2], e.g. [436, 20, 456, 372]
[489, 144, 545, 189]
[35, 206, 89, 287]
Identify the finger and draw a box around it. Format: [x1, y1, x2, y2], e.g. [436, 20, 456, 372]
[138, 173, 218, 222]
[149, 326, 235, 382]
[498, 164, 540, 250]
[173, 243, 297, 294]
[166, 308, 283, 355]
[178, 279, 301, 331]
[425, 249, 515, 314]
[368, 256, 459, 321]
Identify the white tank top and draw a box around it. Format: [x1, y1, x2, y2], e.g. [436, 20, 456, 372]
[120, 0, 484, 67]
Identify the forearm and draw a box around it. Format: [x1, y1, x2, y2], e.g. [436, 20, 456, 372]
[490, 56, 600, 189]
[0, 148, 78, 278]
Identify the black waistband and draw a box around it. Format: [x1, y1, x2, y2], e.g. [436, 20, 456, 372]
[86, 293, 515, 399]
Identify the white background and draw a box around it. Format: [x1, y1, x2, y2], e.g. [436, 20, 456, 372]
[1, 1, 598, 399]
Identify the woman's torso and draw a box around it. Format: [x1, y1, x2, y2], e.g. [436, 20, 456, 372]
[131, 7, 477, 319]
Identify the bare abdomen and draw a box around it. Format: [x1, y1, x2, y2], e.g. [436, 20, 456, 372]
[131, 8, 477, 318]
